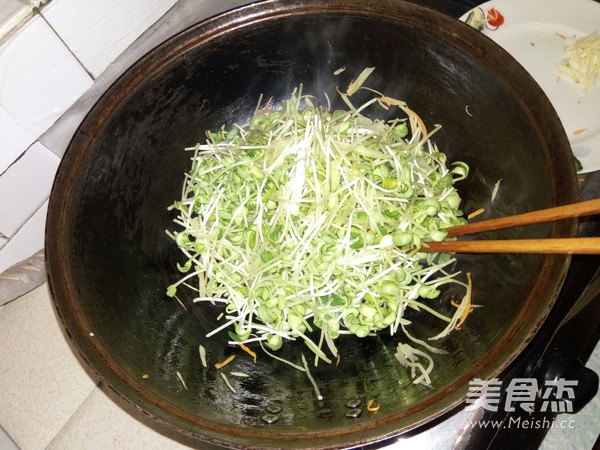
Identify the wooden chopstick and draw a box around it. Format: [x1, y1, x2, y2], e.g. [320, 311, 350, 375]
[414, 198, 600, 254]
[446, 198, 600, 238]
[422, 238, 600, 254]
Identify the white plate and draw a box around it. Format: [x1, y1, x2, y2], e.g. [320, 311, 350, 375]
[460, 0, 600, 173]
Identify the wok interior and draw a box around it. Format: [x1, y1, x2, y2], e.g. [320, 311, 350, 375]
[47, 5, 577, 449]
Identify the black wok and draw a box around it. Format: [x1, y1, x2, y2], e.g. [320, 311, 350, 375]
[46, 0, 578, 448]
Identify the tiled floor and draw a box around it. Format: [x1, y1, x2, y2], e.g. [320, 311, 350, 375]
[0, 285, 98, 450]
[0, 283, 206, 450]
[45, 384, 203, 450]
[0, 426, 19, 450]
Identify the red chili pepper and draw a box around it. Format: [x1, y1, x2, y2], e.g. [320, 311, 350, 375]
[486, 8, 505, 29]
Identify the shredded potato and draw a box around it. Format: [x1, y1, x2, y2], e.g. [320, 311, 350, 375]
[556, 31, 600, 93]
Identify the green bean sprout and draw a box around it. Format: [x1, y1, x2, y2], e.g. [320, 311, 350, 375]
[166, 72, 472, 384]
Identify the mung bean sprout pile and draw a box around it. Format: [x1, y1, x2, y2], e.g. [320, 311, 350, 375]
[166, 70, 472, 385]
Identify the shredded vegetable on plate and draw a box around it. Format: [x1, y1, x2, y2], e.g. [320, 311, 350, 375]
[166, 72, 472, 386]
[556, 31, 600, 93]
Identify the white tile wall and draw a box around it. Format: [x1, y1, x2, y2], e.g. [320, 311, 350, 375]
[0, 104, 35, 174]
[38, 0, 253, 159]
[0, 199, 47, 274]
[1, 0, 183, 272]
[38, 91, 98, 158]
[0, 141, 59, 238]
[42, 0, 179, 78]
[0, 14, 93, 139]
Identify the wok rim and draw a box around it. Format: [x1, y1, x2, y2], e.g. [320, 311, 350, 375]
[45, 0, 579, 448]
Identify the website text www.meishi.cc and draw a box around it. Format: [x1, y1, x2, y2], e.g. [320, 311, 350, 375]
[466, 417, 577, 430]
